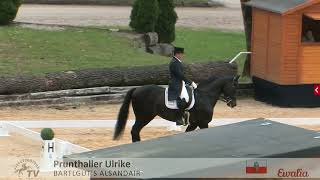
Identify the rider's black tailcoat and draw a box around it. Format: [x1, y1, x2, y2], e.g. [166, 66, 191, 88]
[168, 57, 192, 101]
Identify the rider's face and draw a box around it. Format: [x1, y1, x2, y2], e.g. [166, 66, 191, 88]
[175, 53, 184, 60]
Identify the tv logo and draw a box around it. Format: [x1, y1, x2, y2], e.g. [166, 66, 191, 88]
[315, 85, 320, 96]
[246, 160, 267, 174]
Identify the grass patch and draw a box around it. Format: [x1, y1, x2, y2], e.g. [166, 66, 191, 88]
[175, 28, 248, 81]
[174, 0, 222, 7]
[24, 0, 220, 7]
[0, 25, 246, 76]
[0, 25, 167, 75]
[174, 28, 246, 63]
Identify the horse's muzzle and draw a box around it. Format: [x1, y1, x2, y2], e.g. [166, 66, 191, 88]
[227, 99, 237, 108]
[221, 96, 237, 108]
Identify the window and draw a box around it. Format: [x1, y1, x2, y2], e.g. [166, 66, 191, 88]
[301, 14, 320, 43]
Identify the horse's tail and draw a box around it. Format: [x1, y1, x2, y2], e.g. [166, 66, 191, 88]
[113, 88, 136, 140]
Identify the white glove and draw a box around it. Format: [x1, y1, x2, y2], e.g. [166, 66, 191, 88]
[191, 82, 197, 89]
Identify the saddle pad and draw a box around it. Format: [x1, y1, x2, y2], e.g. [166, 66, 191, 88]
[165, 87, 195, 110]
[180, 81, 189, 102]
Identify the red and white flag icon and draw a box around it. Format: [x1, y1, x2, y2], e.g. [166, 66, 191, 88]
[246, 160, 267, 174]
[315, 85, 320, 96]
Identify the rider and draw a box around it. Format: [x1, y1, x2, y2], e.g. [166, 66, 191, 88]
[168, 47, 197, 125]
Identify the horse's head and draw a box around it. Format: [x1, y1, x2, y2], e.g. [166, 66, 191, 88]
[221, 75, 240, 108]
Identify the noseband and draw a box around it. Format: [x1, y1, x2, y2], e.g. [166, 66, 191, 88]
[220, 96, 233, 105]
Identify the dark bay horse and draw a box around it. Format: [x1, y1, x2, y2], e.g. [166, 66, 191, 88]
[113, 75, 240, 142]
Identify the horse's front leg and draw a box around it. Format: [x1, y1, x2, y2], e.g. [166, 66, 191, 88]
[185, 123, 198, 132]
[198, 111, 212, 129]
[199, 123, 209, 129]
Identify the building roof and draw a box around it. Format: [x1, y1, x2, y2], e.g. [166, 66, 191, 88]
[67, 119, 320, 158]
[305, 12, 320, 20]
[66, 119, 320, 178]
[245, 0, 315, 14]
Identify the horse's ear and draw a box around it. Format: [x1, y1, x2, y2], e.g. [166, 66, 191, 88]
[233, 75, 240, 82]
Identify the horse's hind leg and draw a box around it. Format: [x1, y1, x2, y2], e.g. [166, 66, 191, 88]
[131, 117, 153, 142]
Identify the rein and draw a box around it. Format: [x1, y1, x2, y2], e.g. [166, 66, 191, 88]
[195, 76, 235, 104]
[194, 87, 230, 104]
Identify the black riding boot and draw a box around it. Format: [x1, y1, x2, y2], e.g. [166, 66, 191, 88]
[176, 98, 188, 126]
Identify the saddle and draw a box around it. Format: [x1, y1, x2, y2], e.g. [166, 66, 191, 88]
[165, 81, 195, 110]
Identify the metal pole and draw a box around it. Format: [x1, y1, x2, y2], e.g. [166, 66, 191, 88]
[229, 51, 252, 64]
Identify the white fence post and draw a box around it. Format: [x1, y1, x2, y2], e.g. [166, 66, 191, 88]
[40, 140, 56, 172]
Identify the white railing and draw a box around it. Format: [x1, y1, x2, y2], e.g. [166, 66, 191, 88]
[2, 121, 90, 154]
[229, 51, 252, 64]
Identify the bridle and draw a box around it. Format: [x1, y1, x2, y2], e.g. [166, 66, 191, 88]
[193, 86, 234, 105]
[220, 95, 233, 105]
[220, 83, 237, 106]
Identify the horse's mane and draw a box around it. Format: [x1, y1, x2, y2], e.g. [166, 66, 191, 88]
[197, 75, 234, 89]
[197, 75, 219, 88]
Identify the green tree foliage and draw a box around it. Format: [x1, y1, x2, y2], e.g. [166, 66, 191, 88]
[156, 0, 178, 43]
[129, 0, 140, 30]
[129, 0, 177, 43]
[130, 0, 159, 33]
[0, 0, 22, 25]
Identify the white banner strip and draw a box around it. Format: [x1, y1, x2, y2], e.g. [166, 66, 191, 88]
[55, 158, 320, 179]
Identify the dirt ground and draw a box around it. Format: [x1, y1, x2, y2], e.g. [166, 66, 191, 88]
[0, 99, 319, 120]
[32, 127, 180, 150]
[15, 5, 244, 31]
[0, 133, 41, 179]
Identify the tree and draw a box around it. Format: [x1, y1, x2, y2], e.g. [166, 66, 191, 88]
[0, 0, 22, 25]
[129, 0, 140, 30]
[132, 0, 159, 33]
[156, 0, 178, 43]
[129, 0, 178, 42]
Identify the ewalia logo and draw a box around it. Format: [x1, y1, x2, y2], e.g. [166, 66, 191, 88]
[14, 159, 40, 179]
[277, 168, 309, 178]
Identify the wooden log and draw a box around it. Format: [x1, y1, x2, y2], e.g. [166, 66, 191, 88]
[29, 86, 110, 99]
[0, 86, 110, 101]
[0, 94, 124, 107]
[145, 32, 158, 46]
[0, 61, 237, 95]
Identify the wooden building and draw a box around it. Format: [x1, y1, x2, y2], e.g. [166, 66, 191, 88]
[244, 0, 320, 107]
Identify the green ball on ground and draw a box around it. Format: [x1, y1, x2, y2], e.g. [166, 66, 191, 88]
[40, 128, 55, 140]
